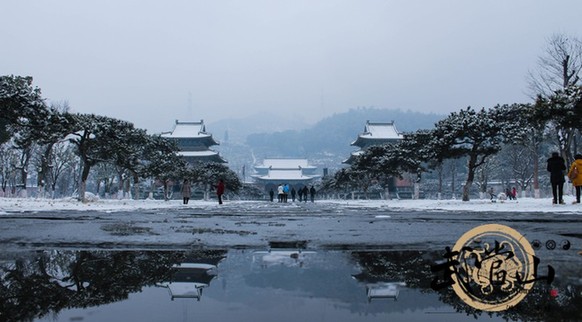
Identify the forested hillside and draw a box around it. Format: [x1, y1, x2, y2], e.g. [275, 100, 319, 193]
[216, 108, 445, 175]
[245, 107, 444, 159]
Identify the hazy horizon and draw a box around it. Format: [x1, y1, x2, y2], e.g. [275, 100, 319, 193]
[3, 1, 582, 133]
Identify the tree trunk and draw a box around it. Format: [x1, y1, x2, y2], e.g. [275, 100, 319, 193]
[132, 172, 140, 200]
[533, 149, 540, 198]
[37, 143, 54, 199]
[78, 160, 91, 202]
[463, 155, 478, 201]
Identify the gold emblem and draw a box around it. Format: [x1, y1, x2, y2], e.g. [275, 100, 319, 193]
[450, 224, 536, 311]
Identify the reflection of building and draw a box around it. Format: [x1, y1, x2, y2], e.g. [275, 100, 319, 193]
[157, 251, 226, 301]
[365, 282, 406, 301]
[157, 263, 217, 301]
[161, 120, 226, 164]
[252, 158, 321, 192]
[343, 120, 403, 164]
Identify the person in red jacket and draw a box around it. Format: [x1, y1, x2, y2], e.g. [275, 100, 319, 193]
[216, 179, 225, 205]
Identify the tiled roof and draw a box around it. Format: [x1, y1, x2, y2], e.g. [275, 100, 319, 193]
[161, 120, 212, 139]
[257, 158, 315, 169]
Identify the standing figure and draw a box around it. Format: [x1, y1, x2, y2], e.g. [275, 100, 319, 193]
[309, 185, 316, 203]
[512, 187, 517, 200]
[181, 179, 191, 205]
[269, 188, 274, 202]
[216, 179, 225, 205]
[302, 186, 309, 203]
[283, 183, 289, 203]
[505, 188, 513, 200]
[298, 187, 303, 202]
[547, 152, 566, 204]
[291, 187, 296, 202]
[568, 154, 582, 204]
[277, 184, 284, 203]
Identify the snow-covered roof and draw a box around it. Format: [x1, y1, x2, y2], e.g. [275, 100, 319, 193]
[364, 122, 402, 139]
[178, 151, 220, 157]
[252, 169, 321, 181]
[351, 121, 403, 147]
[161, 120, 214, 139]
[257, 158, 315, 169]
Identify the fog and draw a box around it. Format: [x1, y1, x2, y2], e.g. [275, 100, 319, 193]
[2, 1, 582, 133]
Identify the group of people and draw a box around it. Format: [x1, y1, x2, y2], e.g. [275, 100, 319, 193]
[269, 184, 316, 203]
[547, 152, 582, 204]
[505, 187, 517, 200]
[180, 179, 225, 205]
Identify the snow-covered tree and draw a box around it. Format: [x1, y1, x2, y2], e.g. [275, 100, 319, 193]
[140, 134, 185, 201]
[186, 162, 242, 200]
[65, 113, 140, 202]
[430, 106, 523, 201]
[0, 75, 54, 193]
[533, 85, 582, 164]
[0, 75, 48, 143]
[47, 141, 78, 198]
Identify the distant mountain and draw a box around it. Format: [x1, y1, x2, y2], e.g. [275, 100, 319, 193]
[211, 108, 444, 174]
[245, 107, 444, 164]
[208, 111, 311, 144]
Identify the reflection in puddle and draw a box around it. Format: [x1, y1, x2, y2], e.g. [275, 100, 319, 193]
[157, 251, 225, 301]
[0, 249, 578, 322]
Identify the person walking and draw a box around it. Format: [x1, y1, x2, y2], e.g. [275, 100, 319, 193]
[547, 152, 566, 204]
[216, 179, 225, 205]
[302, 186, 309, 203]
[568, 154, 582, 204]
[291, 187, 296, 202]
[309, 185, 316, 203]
[269, 188, 274, 202]
[181, 179, 191, 205]
[297, 187, 303, 202]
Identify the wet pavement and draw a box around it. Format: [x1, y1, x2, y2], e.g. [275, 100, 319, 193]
[0, 202, 581, 321]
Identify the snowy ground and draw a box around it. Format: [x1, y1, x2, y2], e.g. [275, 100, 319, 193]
[1, 195, 581, 214]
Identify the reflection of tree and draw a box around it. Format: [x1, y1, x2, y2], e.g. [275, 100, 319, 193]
[351, 250, 582, 321]
[351, 250, 437, 289]
[0, 250, 225, 322]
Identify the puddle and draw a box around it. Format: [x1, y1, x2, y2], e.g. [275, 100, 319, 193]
[0, 248, 579, 322]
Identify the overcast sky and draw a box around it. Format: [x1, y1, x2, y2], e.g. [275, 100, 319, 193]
[3, 1, 582, 133]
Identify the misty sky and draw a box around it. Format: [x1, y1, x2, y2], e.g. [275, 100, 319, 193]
[3, 1, 582, 133]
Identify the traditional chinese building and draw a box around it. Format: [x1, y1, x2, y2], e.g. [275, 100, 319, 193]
[252, 158, 321, 192]
[343, 120, 403, 164]
[161, 120, 226, 164]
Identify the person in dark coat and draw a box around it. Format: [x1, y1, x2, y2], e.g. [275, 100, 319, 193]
[302, 186, 309, 203]
[216, 179, 225, 205]
[547, 152, 566, 204]
[269, 188, 274, 202]
[291, 187, 296, 202]
[309, 185, 316, 203]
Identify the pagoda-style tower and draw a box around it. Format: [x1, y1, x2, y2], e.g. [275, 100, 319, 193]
[161, 120, 226, 164]
[343, 120, 403, 164]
